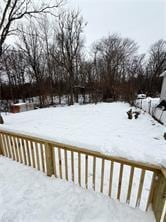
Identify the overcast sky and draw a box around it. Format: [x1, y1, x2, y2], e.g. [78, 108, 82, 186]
[68, 0, 166, 54]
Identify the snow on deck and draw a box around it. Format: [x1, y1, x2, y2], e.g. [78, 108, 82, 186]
[1, 102, 166, 167]
[0, 156, 155, 222]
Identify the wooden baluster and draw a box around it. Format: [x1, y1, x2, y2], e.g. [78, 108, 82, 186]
[93, 156, 96, 191]
[7, 135, 14, 159]
[5, 134, 12, 158]
[78, 152, 81, 186]
[35, 142, 40, 170]
[109, 161, 114, 197]
[64, 149, 68, 180]
[71, 151, 74, 182]
[136, 169, 145, 207]
[25, 140, 31, 166]
[0, 133, 4, 155]
[58, 148, 62, 179]
[85, 155, 88, 189]
[45, 143, 54, 176]
[100, 158, 105, 193]
[7, 135, 12, 158]
[13, 137, 19, 161]
[30, 141, 35, 168]
[1, 134, 7, 156]
[10, 136, 16, 161]
[1, 134, 8, 157]
[17, 137, 23, 163]
[3, 135, 9, 157]
[52, 147, 57, 177]
[8, 136, 13, 158]
[40, 143, 45, 172]
[126, 166, 134, 204]
[21, 139, 27, 165]
[145, 172, 155, 211]
[160, 200, 166, 222]
[117, 164, 124, 200]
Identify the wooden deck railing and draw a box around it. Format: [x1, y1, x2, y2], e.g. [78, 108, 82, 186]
[0, 129, 165, 222]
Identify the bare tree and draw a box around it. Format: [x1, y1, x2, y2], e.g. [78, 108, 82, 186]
[39, 16, 55, 104]
[2, 48, 28, 102]
[146, 40, 166, 95]
[54, 10, 85, 105]
[92, 34, 138, 101]
[0, 0, 63, 57]
[0, 0, 63, 123]
[18, 23, 47, 107]
[0, 4, 165, 112]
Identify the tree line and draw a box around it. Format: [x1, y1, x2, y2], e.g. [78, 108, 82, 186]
[0, 0, 166, 108]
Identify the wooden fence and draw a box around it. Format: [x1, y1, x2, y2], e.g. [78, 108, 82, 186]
[0, 129, 165, 222]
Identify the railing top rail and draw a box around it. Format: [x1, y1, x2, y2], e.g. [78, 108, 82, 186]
[0, 128, 164, 174]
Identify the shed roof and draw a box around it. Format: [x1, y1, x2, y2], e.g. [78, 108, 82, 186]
[11, 103, 26, 106]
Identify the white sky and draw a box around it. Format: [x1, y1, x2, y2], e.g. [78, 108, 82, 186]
[68, 0, 166, 54]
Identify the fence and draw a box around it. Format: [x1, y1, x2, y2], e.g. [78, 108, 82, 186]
[135, 98, 166, 125]
[0, 129, 165, 222]
[135, 99, 158, 115]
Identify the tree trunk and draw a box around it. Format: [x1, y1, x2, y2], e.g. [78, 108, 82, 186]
[69, 86, 74, 105]
[69, 70, 74, 105]
[0, 56, 4, 123]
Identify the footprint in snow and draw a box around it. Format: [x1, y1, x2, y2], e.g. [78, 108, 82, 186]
[153, 137, 160, 140]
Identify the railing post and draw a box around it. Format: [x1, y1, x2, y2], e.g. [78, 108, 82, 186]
[45, 143, 54, 177]
[0, 134, 4, 155]
[152, 169, 166, 222]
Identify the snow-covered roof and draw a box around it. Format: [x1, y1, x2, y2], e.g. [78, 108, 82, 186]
[160, 70, 166, 77]
[12, 103, 26, 106]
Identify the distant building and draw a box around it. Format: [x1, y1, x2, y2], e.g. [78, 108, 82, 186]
[10, 103, 34, 113]
[160, 70, 166, 101]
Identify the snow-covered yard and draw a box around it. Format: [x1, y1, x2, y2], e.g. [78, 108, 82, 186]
[0, 156, 155, 222]
[1, 102, 166, 167]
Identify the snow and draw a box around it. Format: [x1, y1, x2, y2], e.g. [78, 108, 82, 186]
[0, 156, 155, 222]
[11, 103, 27, 106]
[1, 102, 166, 167]
[160, 70, 166, 77]
[137, 94, 146, 99]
